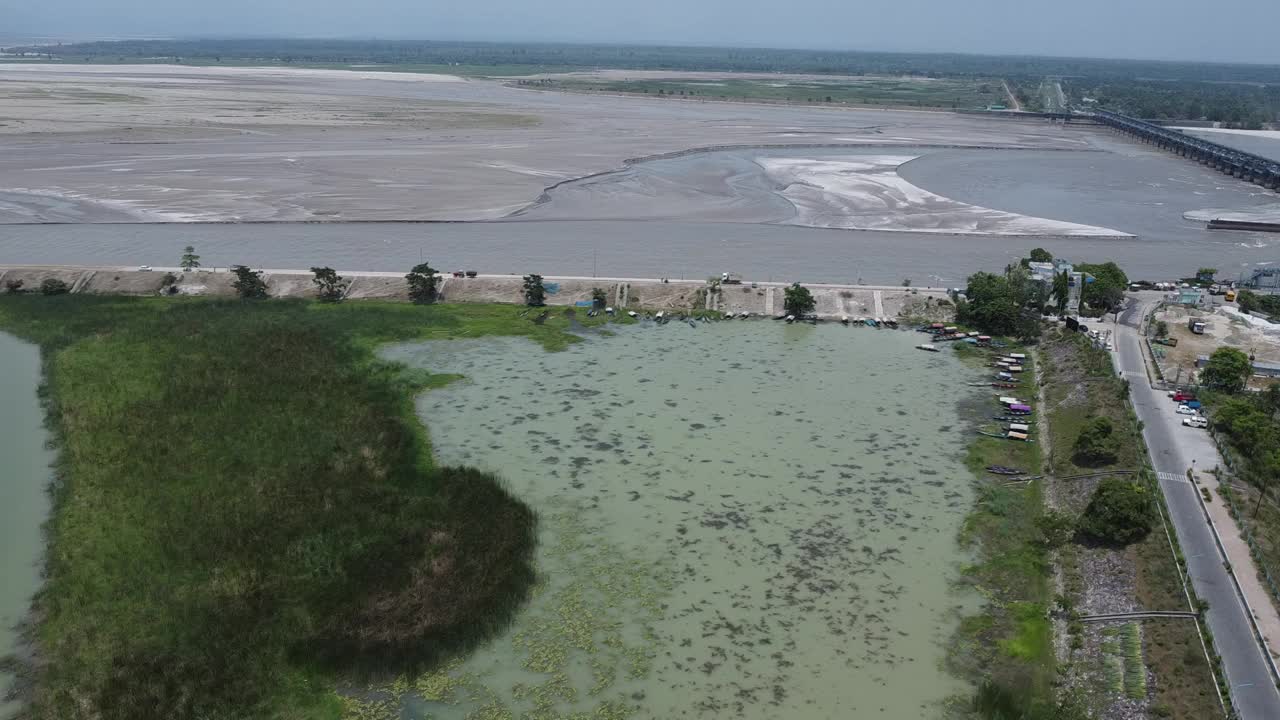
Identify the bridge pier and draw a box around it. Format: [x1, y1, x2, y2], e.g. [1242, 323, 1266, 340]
[1093, 109, 1279, 195]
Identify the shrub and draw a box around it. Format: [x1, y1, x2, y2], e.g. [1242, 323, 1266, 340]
[523, 274, 546, 307]
[405, 263, 439, 304]
[1073, 416, 1118, 466]
[230, 265, 268, 299]
[1078, 479, 1154, 546]
[40, 278, 70, 296]
[310, 266, 349, 303]
[591, 287, 607, 309]
[4, 278, 24, 293]
[1036, 510, 1077, 548]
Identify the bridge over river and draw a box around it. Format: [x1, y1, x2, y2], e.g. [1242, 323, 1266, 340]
[1091, 109, 1280, 191]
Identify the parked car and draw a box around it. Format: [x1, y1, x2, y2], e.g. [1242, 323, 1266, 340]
[1171, 392, 1196, 403]
[1176, 405, 1197, 415]
[138, 265, 153, 272]
[1183, 416, 1209, 429]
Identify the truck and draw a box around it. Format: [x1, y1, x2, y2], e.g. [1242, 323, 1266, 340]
[1188, 318, 1206, 335]
[1225, 289, 1237, 302]
[721, 272, 743, 285]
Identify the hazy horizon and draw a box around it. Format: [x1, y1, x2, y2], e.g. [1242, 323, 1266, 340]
[5, 0, 1280, 65]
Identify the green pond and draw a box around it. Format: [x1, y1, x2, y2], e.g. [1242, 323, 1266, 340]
[0, 333, 52, 720]
[382, 322, 983, 719]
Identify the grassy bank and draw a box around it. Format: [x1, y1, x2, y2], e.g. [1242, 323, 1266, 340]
[0, 296, 607, 720]
[949, 342, 1058, 714]
[1040, 329, 1222, 719]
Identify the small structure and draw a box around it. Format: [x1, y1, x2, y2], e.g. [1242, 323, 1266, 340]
[1177, 287, 1205, 306]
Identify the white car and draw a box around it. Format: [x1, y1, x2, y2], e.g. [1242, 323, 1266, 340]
[1176, 405, 1196, 415]
[1183, 416, 1208, 429]
[138, 265, 153, 272]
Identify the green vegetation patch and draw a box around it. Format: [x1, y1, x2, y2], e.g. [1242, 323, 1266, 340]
[952, 345, 1058, 712]
[0, 296, 610, 720]
[551, 76, 1006, 109]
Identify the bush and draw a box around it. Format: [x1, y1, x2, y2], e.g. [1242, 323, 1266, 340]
[1036, 510, 1077, 548]
[40, 278, 70, 296]
[523, 274, 546, 307]
[1078, 479, 1154, 545]
[310, 266, 349, 303]
[405, 263, 440, 304]
[230, 265, 268, 299]
[4, 278, 24, 293]
[1073, 416, 1118, 466]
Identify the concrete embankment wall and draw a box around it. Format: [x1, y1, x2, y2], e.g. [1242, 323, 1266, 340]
[0, 266, 956, 321]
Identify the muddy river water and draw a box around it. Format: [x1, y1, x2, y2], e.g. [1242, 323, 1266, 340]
[382, 323, 984, 719]
[2, 144, 1276, 284]
[0, 333, 52, 720]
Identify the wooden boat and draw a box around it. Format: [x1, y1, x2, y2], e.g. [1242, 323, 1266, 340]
[992, 383, 1019, 389]
[987, 465, 1026, 475]
[916, 344, 940, 352]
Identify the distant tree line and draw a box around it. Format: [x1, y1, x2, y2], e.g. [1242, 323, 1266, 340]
[1064, 77, 1280, 127]
[12, 38, 1280, 86]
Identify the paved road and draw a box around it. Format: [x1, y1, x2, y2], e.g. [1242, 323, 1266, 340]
[1113, 294, 1280, 719]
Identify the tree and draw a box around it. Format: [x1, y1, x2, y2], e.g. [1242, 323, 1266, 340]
[1201, 347, 1252, 393]
[1028, 247, 1054, 263]
[405, 263, 440, 304]
[1077, 478, 1154, 545]
[1238, 289, 1261, 314]
[523, 274, 546, 307]
[310, 266, 349, 302]
[783, 282, 816, 317]
[1075, 262, 1128, 315]
[591, 287, 607, 309]
[1051, 270, 1070, 314]
[180, 245, 201, 272]
[1155, 321, 1169, 338]
[230, 265, 268, 299]
[958, 272, 1019, 335]
[1196, 267, 1217, 282]
[4, 279, 23, 294]
[1073, 416, 1118, 466]
[39, 278, 70, 296]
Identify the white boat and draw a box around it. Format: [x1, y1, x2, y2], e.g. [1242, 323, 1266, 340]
[916, 344, 940, 352]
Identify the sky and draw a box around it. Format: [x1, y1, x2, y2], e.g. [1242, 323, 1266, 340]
[5, 0, 1280, 64]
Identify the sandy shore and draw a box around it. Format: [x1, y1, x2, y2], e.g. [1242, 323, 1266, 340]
[757, 155, 1130, 236]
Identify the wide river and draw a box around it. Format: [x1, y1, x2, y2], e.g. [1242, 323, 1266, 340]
[0, 332, 52, 720]
[1, 144, 1275, 284]
[381, 322, 984, 719]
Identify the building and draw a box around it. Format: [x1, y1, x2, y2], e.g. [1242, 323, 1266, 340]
[1177, 288, 1206, 306]
[1028, 260, 1087, 313]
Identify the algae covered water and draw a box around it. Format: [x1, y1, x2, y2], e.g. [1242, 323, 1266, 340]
[383, 322, 982, 718]
[0, 333, 53, 720]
